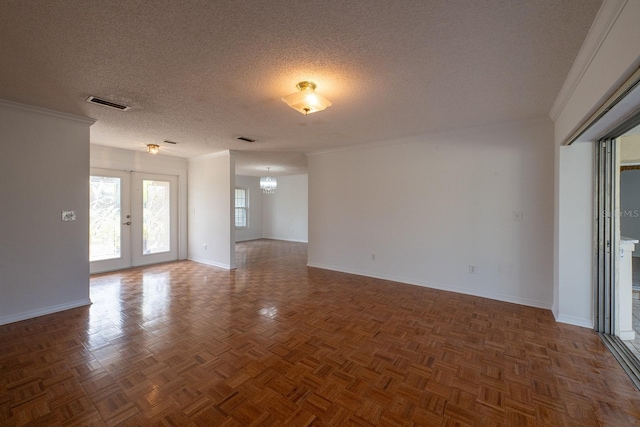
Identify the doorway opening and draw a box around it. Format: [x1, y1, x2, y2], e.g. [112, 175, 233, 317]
[618, 127, 640, 359]
[594, 126, 640, 388]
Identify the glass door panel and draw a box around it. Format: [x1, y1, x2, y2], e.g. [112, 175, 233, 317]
[131, 172, 178, 266]
[90, 176, 121, 261]
[89, 169, 131, 273]
[143, 179, 171, 254]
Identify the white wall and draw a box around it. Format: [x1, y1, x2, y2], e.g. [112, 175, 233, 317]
[308, 119, 554, 308]
[0, 100, 95, 325]
[263, 174, 308, 243]
[553, 143, 594, 327]
[551, 0, 640, 327]
[235, 175, 263, 242]
[90, 144, 188, 259]
[188, 151, 235, 269]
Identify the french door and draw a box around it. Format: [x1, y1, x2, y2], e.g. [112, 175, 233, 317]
[90, 168, 178, 274]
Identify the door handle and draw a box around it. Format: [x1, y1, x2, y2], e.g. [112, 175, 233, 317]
[123, 221, 131, 226]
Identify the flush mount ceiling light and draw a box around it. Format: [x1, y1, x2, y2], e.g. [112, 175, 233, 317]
[260, 167, 277, 194]
[147, 144, 160, 155]
[282, 81, 332, 115]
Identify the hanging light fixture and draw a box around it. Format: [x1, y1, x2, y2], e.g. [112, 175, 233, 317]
[260, 167, 277, 194]
[147, 143, 160, 154]
[282, 81, 332, 115]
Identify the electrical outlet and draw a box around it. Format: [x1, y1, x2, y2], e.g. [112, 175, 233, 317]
[469, 265, 477, 274]
[203, 243, 207, 250]
[61, 211, 76, 221]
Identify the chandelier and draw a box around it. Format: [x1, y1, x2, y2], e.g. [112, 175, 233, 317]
[260, 167, 277, 194]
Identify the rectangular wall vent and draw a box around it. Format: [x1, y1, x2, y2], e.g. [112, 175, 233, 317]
[86, 96, 130, 111]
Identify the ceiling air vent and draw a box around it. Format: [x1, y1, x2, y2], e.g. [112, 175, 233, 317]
[236, 136, 256, 143]
[163, 140, 178, 145]
[86, 96, 131, 111]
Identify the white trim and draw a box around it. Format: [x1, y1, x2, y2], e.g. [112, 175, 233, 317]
[280, 238, 308, 243]
[549, 0, 628, 121]
[0, 98, 97, 125]
[620, 330, 636, 340]
[0, 298, 91, 326]
[188, 257, 234, 270]
[306, 262, 551, 311]
[306, 117, 549, 158]
[264, 238, 308, 243]
[554, 314, 594, 329]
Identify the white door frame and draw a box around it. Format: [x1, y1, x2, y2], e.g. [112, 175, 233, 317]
[131, 172, 179, 267]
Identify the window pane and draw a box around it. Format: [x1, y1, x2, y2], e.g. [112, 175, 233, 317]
[90, 176, 121, 261]
[235, 188, 248, 227]
[235, 188, 246, 207]
[235, 208, 246, 227]
[143, 180, 171, 254]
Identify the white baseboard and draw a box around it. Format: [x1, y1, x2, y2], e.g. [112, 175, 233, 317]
[306, 262, 552, 311]
[620, 330, 636, 341]
[554, 314, 594, 329]
[551, 303, 595, 330]
[188, 257, 234, 270]
[0, 298, 91, 326]
[262, 237, 308, 243]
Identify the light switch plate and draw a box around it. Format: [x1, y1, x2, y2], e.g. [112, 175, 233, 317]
[62, 211, 76, 221]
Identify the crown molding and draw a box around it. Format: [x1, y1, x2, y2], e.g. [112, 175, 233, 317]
[549, 0, 628, 121]
[189, 149, 232, 162]
[0, 98, 96, 125]
[306, 116, 550, 158]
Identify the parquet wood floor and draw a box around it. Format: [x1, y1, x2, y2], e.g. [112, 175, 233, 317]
[2, 239, 640, 426]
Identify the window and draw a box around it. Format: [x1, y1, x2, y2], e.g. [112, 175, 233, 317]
[235, 187, 248, 228]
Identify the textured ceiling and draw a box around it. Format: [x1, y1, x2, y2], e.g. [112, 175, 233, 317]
[0, 0, 602, 175]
